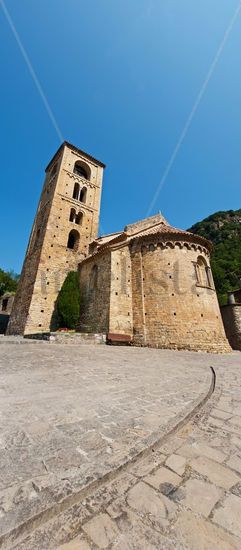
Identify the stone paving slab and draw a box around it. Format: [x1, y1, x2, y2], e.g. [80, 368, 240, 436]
[7, 349, 241, 550]
[0, 343, 212, 547]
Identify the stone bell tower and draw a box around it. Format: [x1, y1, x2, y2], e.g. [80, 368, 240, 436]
[7, 142, 105, 335]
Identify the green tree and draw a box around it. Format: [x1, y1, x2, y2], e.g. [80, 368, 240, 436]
[0, 269, 19, 297]
[56, 271, 80, 329]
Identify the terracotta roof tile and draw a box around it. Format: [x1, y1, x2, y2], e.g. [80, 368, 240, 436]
[81, 220, 212, 264]
[128, 222, 212, 250]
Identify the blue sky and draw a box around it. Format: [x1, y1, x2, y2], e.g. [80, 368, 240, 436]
[1, 1, 241, 273]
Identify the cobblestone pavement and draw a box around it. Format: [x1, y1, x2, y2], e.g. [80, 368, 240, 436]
[0, 342, 210, 548]
[0, 344, 241, 549]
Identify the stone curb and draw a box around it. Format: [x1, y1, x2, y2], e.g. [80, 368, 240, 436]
[0, 338, 48, 345]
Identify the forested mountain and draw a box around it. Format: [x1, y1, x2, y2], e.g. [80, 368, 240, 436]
[188, 209, 241, 305]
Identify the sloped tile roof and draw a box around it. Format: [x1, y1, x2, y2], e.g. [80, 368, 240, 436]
[81, 219, 212, 264]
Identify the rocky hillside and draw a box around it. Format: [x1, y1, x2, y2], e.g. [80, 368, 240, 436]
[188, 209, 241, 305]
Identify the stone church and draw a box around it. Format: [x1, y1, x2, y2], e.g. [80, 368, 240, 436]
[7, 142, 230, 353]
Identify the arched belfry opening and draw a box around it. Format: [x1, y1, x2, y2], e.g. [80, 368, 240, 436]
[67, 229, 80, 251]
[73, 182, 80, 200]
[76, 211, 83, 225]
[73, 161, 90, 180]
[79, 187, 87, 203]
[69, 208, 76, 222]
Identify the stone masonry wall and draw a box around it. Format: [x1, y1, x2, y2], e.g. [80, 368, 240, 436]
[108, 247, 133, 336]
[77, 236, 230, 353]
[124, 214, 166, 235]
[7, 248, 43, 335]
[8, 144, 104, 335]
[78, 246, 133, 337]
[221, 305, 241, 351]
[78, 252, 112, 333]
[131, 239, 230, 353]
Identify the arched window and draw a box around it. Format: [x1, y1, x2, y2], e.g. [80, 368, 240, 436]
[67, 229, 80, 251]
[73, 161, 90, 180]
[73, 182, 80, 200]
[75, 211, 83, 225]
[206, 265, 214, 288]
[69, 208, 76, 222]
[195, 256, 213, 288]
[79, 187, 87, 203]
[89, 265, 98, 290]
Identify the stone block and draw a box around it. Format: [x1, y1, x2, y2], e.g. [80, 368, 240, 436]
[129, 454, 165, 478]
[190, 457, 240, 489]
[228, 416, 241, 428]
[58, 537, 91, 550]
[165, 454, 186, 476]
[213, 494, 241, 539]
[127, 481, 175, 530]
[227, 455, 241, 475]
[174, 478, 223, 517]
[211, 408, 232, 420]
[82, 513, 119, 548]
[174, 510, 240, 549]
[144, 466, 182, 494]
[178, 442, 227, 463]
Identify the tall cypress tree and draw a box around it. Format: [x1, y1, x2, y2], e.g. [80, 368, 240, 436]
[57, 271, 80, 329]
